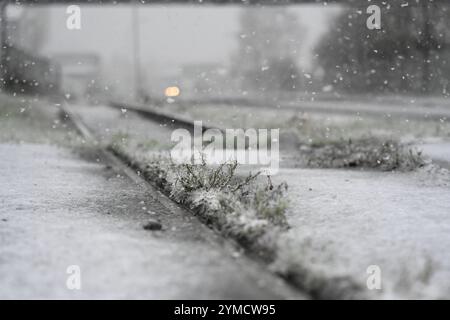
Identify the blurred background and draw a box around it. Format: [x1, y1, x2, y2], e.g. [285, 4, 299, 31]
[2, 1, 450, 153]
[1, 3, 333, 102]
[2, 2, 448, 103]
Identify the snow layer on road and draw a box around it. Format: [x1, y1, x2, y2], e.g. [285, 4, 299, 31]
[419, 142, 450, 169]
[273, 168, 450, 298]
[0, 143, 303, 299]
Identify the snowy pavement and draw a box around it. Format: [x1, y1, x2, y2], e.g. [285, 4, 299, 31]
[273, 168, 450, 298]
[0, 143, 303, 299]
[419, 142, 450, 169]
[69, 104, 173, 146]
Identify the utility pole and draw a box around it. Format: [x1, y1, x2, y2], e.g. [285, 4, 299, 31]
[420, 3, 431, 94]
[132, 2, 142, 102]
[417, 2, 440, 94]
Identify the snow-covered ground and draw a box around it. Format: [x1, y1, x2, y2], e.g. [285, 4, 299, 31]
[0, 143, 302, 299]
[69, 104, 174, 149]
[71, 103, 450, 298]
[419, 142, 450, 169]
[273, 167, 450, 299]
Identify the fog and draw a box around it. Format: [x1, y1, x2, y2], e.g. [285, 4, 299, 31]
[38, 5, 332, 97]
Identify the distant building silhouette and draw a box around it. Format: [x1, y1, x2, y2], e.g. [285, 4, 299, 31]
[52, 53, 101, 100]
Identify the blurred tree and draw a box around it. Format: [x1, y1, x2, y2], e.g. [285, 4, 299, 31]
[9, 6, 49, 53]
[315, 3, 450, 95]
[232, 7, 304, 94]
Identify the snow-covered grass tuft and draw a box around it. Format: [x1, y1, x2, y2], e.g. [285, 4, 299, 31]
[166, 156, 289, 241]
[172, 157, 259, 194]
[302, 138, 425, 171]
